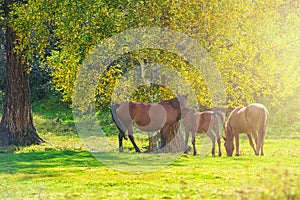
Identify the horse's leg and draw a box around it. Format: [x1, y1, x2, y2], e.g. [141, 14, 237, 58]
[260, 139, 264, 156]
[255, 137, 262, 156]
[214, 123, 222, 157]
[128, 125, 141, 153]
[252, 131, 258, 146]
[184, 127, 190, 153]
[260, 128, 266, 156]
[256, 132, 265, 156]
[160, 125, 170, 149]
[118, 125, 127, 152]
[247, 133, 256, 155]
[251, 131, 260, 156]
[235, 133, 240, 156]
[191, 131, 197, 155]
[118, 133, 124, 152]
[206, 131, 216, 157]
[216, 134, 221, 157]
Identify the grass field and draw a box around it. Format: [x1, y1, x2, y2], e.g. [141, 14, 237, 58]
[1, 137, 300, 199]
[0, 97, 300, 199]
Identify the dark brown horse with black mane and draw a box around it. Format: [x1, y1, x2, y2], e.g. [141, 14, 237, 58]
[111, 95, 188, 152]
[183, 108, 225, 157]
[223, 103, 269, 156]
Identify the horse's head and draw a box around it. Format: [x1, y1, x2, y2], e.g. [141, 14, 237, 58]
[177, 94, 188, 109]
[223, 125, 234, 156]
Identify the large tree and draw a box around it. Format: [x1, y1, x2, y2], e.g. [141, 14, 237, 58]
[0, 0, 43, 146]
[13, 0, 300, 109]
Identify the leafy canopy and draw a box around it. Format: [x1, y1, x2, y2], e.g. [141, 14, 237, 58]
[12, 0, 300, 108]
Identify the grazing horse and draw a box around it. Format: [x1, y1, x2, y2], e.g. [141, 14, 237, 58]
[111, 94, 188, 152]
[183, 108, 225, 157]
[223, 103, 269, 156]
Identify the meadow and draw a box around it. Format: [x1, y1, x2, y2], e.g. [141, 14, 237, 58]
[0, 96, 300, 199]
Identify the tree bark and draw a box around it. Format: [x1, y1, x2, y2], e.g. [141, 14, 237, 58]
[0, 0, 43, 146]
[163, 122, 185, 153]
[148, 122, 185, 153]
[148, 132, 160, 152]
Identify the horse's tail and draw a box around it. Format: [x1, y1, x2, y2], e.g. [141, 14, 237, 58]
[213, 111, 225, 131]
[259, 107, 268, 137]
[111, 104, 127, 140]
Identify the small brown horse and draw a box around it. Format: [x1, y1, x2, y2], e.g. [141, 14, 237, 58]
[183, 108, 225, 157]
[111, 95, 188, 152]
[223, 103, 269, 156]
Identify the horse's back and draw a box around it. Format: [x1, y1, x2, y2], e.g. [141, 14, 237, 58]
[247, 103, 267, 111]
[116, 101, 151, 120]
[119, 101, 169, 131]
[186, 111, 214, 133]
[246, 103, 268, 119]
[198, 111, 215, 132]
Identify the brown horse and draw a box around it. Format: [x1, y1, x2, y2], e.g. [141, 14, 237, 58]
[111, 94, 188, 152]
[183, 108, 225, 157]
[223, 103, 269, 156]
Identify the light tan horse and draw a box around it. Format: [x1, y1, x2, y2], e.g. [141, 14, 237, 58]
[111, 95, 188, 152]
[183, 108, 225, 157]
[223, 103, 269, 156]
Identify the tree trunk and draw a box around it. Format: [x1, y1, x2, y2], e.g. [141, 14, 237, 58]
[163, 122, 185, 153]
[148, 122, 185, 153]
[148, 132, 160, 152]
[0, 0, 43, 146]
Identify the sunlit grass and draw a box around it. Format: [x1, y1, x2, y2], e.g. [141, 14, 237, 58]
[0, 97, 299, 199]
[1, 129, 300, 199]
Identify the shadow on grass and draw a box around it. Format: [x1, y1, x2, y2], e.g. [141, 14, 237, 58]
[0, 150, 184, 174]
[92, 152, 182, 173]
[0, 150, 102, 174]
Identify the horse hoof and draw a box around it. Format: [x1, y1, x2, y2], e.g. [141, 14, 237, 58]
[236, 154, 240, 156]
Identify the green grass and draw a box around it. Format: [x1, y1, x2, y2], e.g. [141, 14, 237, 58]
[0, 96, 300, 199]
[0, 138, 300, 199]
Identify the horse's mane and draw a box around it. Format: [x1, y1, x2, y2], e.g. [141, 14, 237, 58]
[161, 96, 181, 109]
